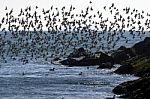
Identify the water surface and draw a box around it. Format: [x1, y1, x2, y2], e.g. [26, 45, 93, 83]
[0, 60, 138, 99]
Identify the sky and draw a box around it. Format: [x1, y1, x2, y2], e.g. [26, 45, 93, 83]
[1, 0, 150, 31]
[1, 0, 150, 16]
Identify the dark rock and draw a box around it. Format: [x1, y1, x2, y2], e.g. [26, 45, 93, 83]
[134, 67, 150, 77]
[97, 62, 114, 69]
[133, 37, 150, 56]
[111, 48, 136, 64]
[60, 58, 79, 66]
[60, 51, 114, 66]
[111, 50, 129, 64]
[53, 57, 61, 61]
[106, 95, 115, 99]
[77, 57, 101, 66]
[117, 46, 126, 51]
[96, 52, 114, 64]
[68, 47, 90, 58]
[60, 57, 101, 66]
[113, 83, 128, 94]
[111, 37, 150, 64]
[112, 37, 150, 99]
[113, 77, 150, 99]
[114, 64, 134, 74]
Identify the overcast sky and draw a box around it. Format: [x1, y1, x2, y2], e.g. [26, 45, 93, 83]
[1, 0, 150, 15]
[1, 0, 150, 31]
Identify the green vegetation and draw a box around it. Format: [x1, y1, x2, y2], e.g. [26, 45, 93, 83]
[113, 56, 150, 99]
[124, 55, 150, 72]
[133, 58, 150, 70]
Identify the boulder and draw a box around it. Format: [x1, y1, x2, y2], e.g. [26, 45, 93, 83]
[111, 50, 129, 64]
[68, 47, 90, 58]
[60, 58, 79, 66]
[112, 37, 150, 99]
[134, 67, 150, 77]
[97, 62, 114, 69]
[117, 46, 126, 51]
[95, 52, 114, 64]
[53, 57, 61, 61]
[111, 37, 150, 64]
[114, 64, 134, 74]
[133, 37, 150, 56]
[113, 80, 133, 94]
[113, 77, 150, 99]
[111, 48, 136, 64]
[60, 51, 114, 66]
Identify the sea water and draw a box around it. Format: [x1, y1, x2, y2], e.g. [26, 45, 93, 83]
[0, 31, 149, 99]
[0, 59, 138, 99]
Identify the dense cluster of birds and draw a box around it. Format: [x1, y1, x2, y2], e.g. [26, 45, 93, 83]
[0, 2, 150, 63]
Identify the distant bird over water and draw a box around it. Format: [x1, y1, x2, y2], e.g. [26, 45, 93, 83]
[79, 72, 83, 75]
[49, 68, 55, 71]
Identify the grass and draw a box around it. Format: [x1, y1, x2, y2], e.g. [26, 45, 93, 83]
[132, 57, 150, 71]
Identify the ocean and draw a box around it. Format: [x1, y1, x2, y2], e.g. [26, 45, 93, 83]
[0, 31, 145, 99]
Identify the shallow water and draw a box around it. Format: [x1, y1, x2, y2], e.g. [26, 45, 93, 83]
[0, 59, 138, 99]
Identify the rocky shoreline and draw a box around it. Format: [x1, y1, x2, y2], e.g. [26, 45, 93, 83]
[53, 37, 150, 99]
[112, 37, 150, 99]
[110, 38, 149, 99]
[113, 76, 150, 99]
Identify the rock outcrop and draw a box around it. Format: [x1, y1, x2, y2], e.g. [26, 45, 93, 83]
[97, 62, 114, 69]
[113, 77, 150, 99]
[133, 37, 150, 56]
[113, 37, 150, 99]
[114, 64, 134, 74]
[67, 47, 90, 58]
[111, 37, 150, 64]
[111, 48, 136, 64]
[60, 48, 114, 67]
[134, 67, 150, 77]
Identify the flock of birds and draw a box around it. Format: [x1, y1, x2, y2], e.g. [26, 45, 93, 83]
[0, 2, 150, 64]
